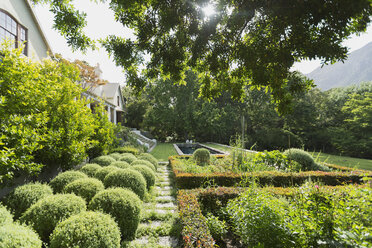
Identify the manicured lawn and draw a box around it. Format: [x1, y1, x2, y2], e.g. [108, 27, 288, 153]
[150, 143, 178, 161]
[312, 152, 372, 171]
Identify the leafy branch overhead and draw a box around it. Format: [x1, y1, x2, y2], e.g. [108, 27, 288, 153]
[32, 0, 372, 113]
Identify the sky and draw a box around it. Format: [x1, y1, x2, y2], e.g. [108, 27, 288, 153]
[33, 1, 372, 83]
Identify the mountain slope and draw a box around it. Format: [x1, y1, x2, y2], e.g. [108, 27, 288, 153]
[307, 42, 372, 90]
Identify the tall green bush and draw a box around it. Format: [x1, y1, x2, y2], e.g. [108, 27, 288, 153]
[3, 182, 53, 219]
[193, 148, 211, 166]
[50, 211, 121, 248]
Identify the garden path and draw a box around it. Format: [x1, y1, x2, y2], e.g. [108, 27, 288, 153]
[129, 162, 180, 248]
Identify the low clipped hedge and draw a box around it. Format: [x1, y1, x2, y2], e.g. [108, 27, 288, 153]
[178, 191, 214, 247]
[0, 205, 13, 225]
[131, 160, 156, 172]
[3, 182, 53, 219]
[89, 188, 142, 241]
[138, 153, 158, 169]
[0, 223, 42, 248]
[91, 155, 116, 166]
[20, 194, 86, 242]
[119, 153, 137, 164]
[63, 178, 104, 203]
[49, 171, 88, 193]
[80, 163, 102, 177]
[108, 153, 122, 161]
[131, 165, 156, 190]
[94, 166, 121, 182]
[110, 161, 130, 169]
[111, 146, 139, 155]
[104, 169, 147, 200]
[170, 156, 371, 189]
[50, 211, 121, 248]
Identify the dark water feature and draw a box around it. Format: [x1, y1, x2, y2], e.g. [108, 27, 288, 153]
[175, 143, 226, 155]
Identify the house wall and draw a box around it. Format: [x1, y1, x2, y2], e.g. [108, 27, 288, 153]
[0, 0, 50, 60]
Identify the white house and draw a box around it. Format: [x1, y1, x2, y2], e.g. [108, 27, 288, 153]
[0, 0, 52, 60]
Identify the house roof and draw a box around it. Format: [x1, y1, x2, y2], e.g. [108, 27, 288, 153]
[84, 82, 124, 111]
[101, 83, 120, 99]
[25, 0, 53, 55]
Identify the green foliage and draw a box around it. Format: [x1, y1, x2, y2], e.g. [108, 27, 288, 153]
[0, 205, 13, 225]
[88, 188, 142, 240]
[94, 166, 121, 182]
[49, 171, 88, 193]
[49, 211, 121, 248]
[131, 160, 156, 172]
[283, 148, 327, 171]
[80, 163, 102, 177]
[205, 213, 227, 242]
[193, 149, 211, 166]
[112, 146, 140, 155]
[103, 169, 147, 200]
[63, 178, 104, 203]
[110, 161, 130, 169]
[108, 153, 122, 161]
[20, 194, 86, 242]
[0, 223, 42, 248]
[3, 182, 53, 219]
[131, 165, 156, 190]
[91, 155, 116, 166]
[138, 153, 158, 169]
[227, 188, 294, 247]
[119, 153, 137, 164]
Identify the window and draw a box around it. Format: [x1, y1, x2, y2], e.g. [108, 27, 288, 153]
[0, 10, 27, 55]
[117, 96, 120, 106]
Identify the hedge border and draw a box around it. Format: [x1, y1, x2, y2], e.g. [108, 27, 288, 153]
[170, 156, 371, 189]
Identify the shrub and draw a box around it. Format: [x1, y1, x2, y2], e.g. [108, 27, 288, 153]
[0, 205, 13, 225]
[284, 149, 317, 171]
[0, 223, 42, 248]
[49, 211, 120, 248]
[104, 169, 147, 200]
[49, 171, 88, 193]
[94, 166, 121, 182]
[131, 159, 156, 172]
[20, 194, 86, 242]
[80, 163, 102, 177]
[111, 146, 139, 155]
[3, 182, 53, 219]
[193, 148, 210, 166]
[91, 155, 116, 166]
[63, 178, 104, 203]
[226, 188, 293, 247]
[110, 161, 130, 169]
[205, 213, 228, 242]
[108, 153, 122, 161]
[119, 153, 137, 164]
[138, 153, 158, 169]
[88, 188, 141, 240]
[131, 165, 156, 190]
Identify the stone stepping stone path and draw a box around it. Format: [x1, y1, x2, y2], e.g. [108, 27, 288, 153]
[128, 163, 180, 248]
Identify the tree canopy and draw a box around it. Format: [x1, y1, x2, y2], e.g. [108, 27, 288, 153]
[33, 0, 372, 112]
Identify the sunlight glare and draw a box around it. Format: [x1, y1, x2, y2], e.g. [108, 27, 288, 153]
[202, 4, 216, 17]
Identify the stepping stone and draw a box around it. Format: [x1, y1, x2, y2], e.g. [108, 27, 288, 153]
[162, 186, 172, 191]
[159, 191, 172, 196]
[140, 221, 163, 228]
[157, 195, 175, 201]
[151, 209, 175, 214]
[156, 202, 176, 208]
[158, 236, 178, 247]
[132, 236, 149, 245]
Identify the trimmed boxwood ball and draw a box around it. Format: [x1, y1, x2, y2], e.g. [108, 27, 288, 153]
[50, 211, 120, 248]
[3, 182, 53, 219]
[0, 223, 42, 248]
[119, 153, 137, 164]
[80, 163, 102, 177]
[63, 178, 104, 203]
[193, 148, 211, 166]
[104, 169, 146, 200]
[0, 205, 13, 225]
[110, 161, 130, 169]
[138, 153, 158, 169]
[284, 148, 316, 171]
[49, 171, 88, 193]
[94, 166, 121, 182]
[108, 153, 122, 161]
[89, 188, 141, 240]
[91, 155, 116, 166]
[20, 194, 86, 242]
[111, 146, 139, 155]
[131, 160, 156, 172]
[131, 165, 156, 190]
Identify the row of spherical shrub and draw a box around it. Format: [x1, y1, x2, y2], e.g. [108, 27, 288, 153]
[0, 152, 158, 248]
